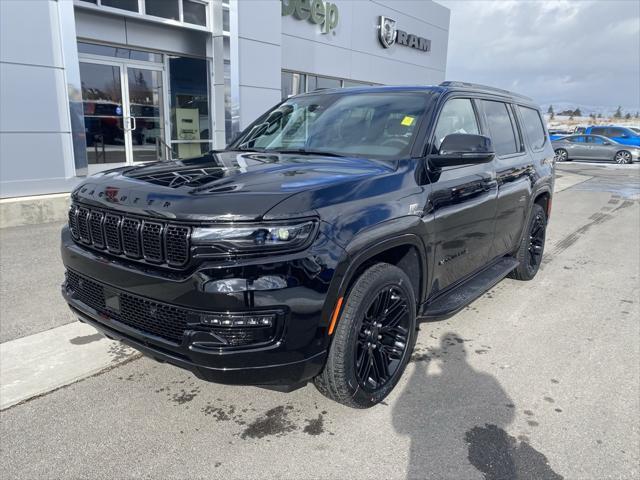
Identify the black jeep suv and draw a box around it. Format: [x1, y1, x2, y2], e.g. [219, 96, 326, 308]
[62, 82, 554, 408]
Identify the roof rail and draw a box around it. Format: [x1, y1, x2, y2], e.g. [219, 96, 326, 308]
[439, 81, 533, 101]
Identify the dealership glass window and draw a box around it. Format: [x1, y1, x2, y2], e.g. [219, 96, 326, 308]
[101, 0, 138, 12]
[183, 0, 207, 26]
[145, 0, 179, 20]
[282, 70, 376, 99]
[77, 0, 209, 29]
[78, 42, 163, 63]
[168, 57, 211, 159]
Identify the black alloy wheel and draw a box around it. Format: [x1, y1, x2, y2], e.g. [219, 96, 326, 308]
[528, 211, 546, 271]
[314, 263, 417, 408]
[509, 203, 547, 281]
[355, 285, 411, 392]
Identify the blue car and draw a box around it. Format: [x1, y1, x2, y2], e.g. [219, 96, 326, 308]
[576, 126, 640, 146]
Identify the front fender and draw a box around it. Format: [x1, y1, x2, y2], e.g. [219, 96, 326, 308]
[319, 216, 429, 333]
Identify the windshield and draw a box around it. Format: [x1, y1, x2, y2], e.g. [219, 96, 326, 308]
[229, 92, 434, 159]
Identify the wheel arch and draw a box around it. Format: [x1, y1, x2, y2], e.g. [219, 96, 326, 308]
[323, 231, 428, 338]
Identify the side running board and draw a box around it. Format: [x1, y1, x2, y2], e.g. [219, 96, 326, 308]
[421, 257, 519, 319]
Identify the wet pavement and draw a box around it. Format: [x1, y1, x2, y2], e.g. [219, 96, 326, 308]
[1, 163, 638, 479]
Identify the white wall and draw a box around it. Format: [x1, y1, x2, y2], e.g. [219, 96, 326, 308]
[0, 0, 76, 198]
[233, 0, 450, 130]
[281, 0, 449, 85]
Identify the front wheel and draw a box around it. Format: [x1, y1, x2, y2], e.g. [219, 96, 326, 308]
[509, 203, 547, 281]
[614, 150, 632, 164]
[314, 263, 417, 408]
[554, 148, 568, 162]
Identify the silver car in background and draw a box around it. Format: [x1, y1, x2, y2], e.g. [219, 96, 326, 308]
[552, 134, 640, 164]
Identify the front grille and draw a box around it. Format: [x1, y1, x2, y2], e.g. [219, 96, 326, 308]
[65, 270, 278, 347]
[68, 203, 190, 267]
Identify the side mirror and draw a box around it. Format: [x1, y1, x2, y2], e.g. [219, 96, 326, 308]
[430, 134, 495, 167]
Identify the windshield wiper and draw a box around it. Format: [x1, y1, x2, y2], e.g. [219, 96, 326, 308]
[267, 148, 347, 158]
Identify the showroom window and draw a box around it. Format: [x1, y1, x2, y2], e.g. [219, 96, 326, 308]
[281, 71, 375, 100]
[76, 0, 209, 28]
[168, 57, 212, 159]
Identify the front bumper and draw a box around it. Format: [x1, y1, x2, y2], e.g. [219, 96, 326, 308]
[61, 227, 343, 387]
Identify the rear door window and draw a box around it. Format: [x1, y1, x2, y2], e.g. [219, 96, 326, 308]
[479, 100, 519, 156]
[590, 127, 606, 136]
[568, 136, 586, 143]
[518, 105, 547, 150]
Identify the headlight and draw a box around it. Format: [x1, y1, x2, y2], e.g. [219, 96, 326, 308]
[191, 220, 317, 254]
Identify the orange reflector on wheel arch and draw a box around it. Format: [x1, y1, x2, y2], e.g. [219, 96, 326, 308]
[328, 297, 344, 335]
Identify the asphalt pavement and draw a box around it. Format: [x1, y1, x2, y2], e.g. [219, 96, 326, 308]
[1, 162, 639, 480]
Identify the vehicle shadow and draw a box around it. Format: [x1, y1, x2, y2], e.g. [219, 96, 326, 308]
[392, 332, 564, 480]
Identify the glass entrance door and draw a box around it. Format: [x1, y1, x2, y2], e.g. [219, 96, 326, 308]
[80, 61, 127, 168]
[127, 66, 166, 163]
[80, 60, 166, 173]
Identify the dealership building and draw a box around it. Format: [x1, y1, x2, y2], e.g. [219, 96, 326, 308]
[0, 0, 449, 220]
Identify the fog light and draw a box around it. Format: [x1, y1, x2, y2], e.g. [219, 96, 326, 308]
[200, 314, 274, 327]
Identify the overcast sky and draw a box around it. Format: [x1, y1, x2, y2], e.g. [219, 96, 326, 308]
[438, 0, 640, 112]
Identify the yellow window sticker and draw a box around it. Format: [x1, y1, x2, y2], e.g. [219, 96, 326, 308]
[401, 115, 415, 126]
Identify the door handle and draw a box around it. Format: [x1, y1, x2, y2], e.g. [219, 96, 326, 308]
[131, 117, 137, 131]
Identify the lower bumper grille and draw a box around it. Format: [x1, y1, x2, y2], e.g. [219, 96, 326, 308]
[64, 270, 278, 347]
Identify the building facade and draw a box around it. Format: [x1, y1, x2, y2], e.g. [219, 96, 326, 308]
[0, 0, 449, 201]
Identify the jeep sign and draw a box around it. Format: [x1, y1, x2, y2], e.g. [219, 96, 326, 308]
[282, 0, 339, 34]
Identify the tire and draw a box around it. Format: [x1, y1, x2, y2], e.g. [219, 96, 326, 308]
[614, 150, 632, 164]
[554, 148, 569, 162]
[509, 203, 547, 281]
[314, 263, 417, 408]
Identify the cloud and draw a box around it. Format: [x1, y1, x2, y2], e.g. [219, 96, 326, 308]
[438, 0, 640, 111]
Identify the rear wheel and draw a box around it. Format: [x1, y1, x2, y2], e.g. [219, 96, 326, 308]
[554, 148, 568, 162]
[614, 150, 632, 164]
[314, 263, 417, 408]
[509, 203, 547, 281]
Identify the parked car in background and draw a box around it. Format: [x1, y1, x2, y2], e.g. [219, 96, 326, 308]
[582, 126, 640, 146]
[552, 134, 639, 164]
[548, 128, 574, 140]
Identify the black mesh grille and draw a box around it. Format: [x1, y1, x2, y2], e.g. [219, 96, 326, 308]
[68, 206, 79, 240]
[121, 218, 142, 258]
[118, 295, 187, 342]
[77, 207, 91, 244]
[65, 270, 278, 347]
[104, 214, 122, 254]
[89, 211, 105, 248]
[69, 203, 191, 268]
[66, 270, 106, 311]
[166, 225, 190, 266]
[142, 222, 163, 262]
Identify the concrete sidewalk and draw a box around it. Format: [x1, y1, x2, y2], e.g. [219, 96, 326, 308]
[0, 321, 136, 410]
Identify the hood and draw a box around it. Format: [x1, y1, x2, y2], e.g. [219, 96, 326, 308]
[72, 150, 393, 221]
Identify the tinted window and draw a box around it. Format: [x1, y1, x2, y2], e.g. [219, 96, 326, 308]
[590, 127, 606, 136]
[232, 92, 434, 159]
[518, 106, 546, 150]
[480, 100, 518, 156]
[433, 98, 479, 151]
